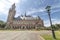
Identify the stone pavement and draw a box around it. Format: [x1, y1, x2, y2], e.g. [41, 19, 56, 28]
[0, 31, 49, 40]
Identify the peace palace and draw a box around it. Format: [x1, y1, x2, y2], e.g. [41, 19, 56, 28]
[5, 3, 44, 29]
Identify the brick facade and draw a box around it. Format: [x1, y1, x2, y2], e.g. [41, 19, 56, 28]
[5, 3, 44, 29]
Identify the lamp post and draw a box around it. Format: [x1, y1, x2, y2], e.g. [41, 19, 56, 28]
[45, 6, 56, 39]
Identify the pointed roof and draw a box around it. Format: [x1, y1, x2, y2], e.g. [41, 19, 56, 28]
[12, 3, 15, 6]
[11, 3, 16, 9]
[37, 16, 41, 19]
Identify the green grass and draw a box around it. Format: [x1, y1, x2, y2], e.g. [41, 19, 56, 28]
[41, 31, 60, 40]
[0, 29, 40, 31]
[55, 31, 60, 40]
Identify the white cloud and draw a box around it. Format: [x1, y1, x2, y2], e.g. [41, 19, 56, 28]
[44, 18, 60, 27]
[0, 0, 20, 15]
[15, 13, 20, 17]
[52, 3, 60, 9]
[26, 7, 60, 27]
[0, 0, 20, 21]
[21, 0, 27, 2]
[27, 8, 45, 15]
[52, 19, 60, 24]
[51, 9, 60, 14]
[51, 3, 60, 14]
[8, 0, 19, 4]
[0, 2, 5, 9]
[44, 20, 50, 26]
[40, 0, 46, 4]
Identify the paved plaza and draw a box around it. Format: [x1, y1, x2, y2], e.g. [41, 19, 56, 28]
[0, 31, 51, 40]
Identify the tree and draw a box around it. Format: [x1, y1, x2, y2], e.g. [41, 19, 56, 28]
[45, 24, 60, 30]
[0, 20, 6, 28]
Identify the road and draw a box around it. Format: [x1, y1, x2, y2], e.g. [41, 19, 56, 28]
[0, 31, 51, 40]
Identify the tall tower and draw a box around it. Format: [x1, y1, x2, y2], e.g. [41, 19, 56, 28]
[5, 3, 16, 29]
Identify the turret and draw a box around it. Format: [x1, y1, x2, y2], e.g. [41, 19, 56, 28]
[7, 3, 16, 22]
[5, 3, 16, 29]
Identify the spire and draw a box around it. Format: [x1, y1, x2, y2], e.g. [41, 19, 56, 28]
[11, 3, 16, 10]
[38, 16, 41, 20]
[25, 12, 26, 17]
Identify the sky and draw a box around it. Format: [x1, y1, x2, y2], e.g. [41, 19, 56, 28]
[0, 0, 60, 26]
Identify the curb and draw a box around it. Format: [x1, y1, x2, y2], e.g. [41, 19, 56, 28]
[39, 35, 45, 40]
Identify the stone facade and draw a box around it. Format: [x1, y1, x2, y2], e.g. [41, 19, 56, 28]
[5, 3, 44, 29]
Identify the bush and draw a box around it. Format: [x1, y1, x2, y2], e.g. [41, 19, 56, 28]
[0, 20, 6, 28]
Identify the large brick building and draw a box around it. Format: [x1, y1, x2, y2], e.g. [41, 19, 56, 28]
[5, 3, 44, 29]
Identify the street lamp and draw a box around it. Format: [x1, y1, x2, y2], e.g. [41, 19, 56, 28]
[45, 6, 56, 39]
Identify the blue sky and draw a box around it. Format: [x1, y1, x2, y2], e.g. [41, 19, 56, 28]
[0, 0, 60, 26]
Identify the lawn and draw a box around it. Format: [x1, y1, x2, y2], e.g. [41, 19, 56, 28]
[41, 31, 60, 40]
